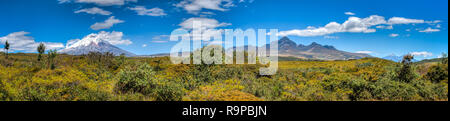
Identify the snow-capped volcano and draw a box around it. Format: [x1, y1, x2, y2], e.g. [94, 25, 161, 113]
[65, 34, 108, 49]
[59, 31, 135, 57]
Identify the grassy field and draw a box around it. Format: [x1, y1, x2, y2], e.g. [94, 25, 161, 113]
[0, 52, 448, 101]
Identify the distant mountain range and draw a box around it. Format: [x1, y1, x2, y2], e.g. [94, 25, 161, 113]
[269, 37, 371, 60]
[60, 35, 444, 62]
[57, 34, 442, 62]
[146, 37, 372, 60]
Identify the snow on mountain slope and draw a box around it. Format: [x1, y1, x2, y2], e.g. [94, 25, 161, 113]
[59, 31, 135, 56]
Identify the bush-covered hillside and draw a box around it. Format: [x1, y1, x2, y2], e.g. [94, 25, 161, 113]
[0, 52, 447, 101]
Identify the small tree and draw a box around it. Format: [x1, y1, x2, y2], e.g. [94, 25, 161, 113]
[117, 53, 126, 66]
[47, 49, 57, 69]
[154, 59, 162, 71]
[4, 41, 10, 59]
[441, 53, 448, 65]
[397, 54, 417, 83]
[37, 43, 46, 61]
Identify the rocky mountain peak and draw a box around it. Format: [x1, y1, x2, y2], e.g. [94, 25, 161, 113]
[274, 37, 371, 60]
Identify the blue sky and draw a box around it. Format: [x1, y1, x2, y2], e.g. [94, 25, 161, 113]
[0, 0, 448, 60]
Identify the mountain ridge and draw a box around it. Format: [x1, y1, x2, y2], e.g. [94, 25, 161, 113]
[267, 37, 372, 60]
[58, 40, 136, 57]
[146, 37, 372, 60]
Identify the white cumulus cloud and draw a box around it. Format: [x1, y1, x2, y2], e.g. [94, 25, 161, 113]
[389, 33, 399, 37]
[59, 0, 137, 6]
[128, 6, 167, 16]
[387, 17, 425, 24]
[179, 17, 231, 30]
[90, 16, 124, 30]
[75, 7, 112, 15]
[356, 51, 373, 54]
[410, 51, 433, 57]
[376, 25, 393, 29]
[279, 15, 437, 37]
[279, 15, 386, 37]
[178, 17, 231, 41]
[345, 12, 355, 15]
[0, 31, 64, 52]
[175, 0, 237, 14]
[179, 17, 231, 41]
[419, 27, 440, 33]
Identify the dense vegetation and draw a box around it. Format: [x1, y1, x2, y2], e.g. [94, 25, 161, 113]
[0, 51, 447, 101]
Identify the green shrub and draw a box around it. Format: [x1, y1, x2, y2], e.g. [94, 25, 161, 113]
[425, 56, 448, 83]
[154, 82, 183, 101]
[21, 87, 51, 101]
[0, 53, 448, 101]
[0, 83, 8, 100]
[348, 79, 373, 101]
[116, 64, 156, 95]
